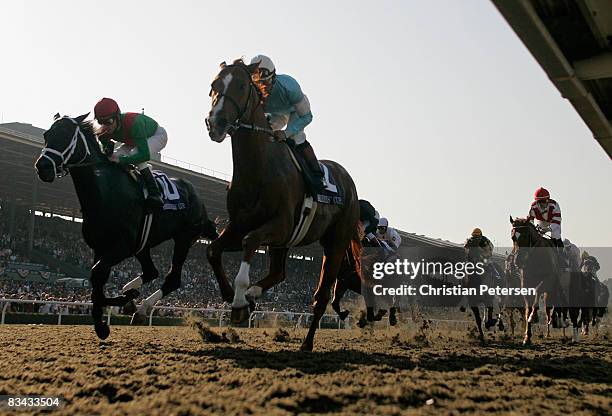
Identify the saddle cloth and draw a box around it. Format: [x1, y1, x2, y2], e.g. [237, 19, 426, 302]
[286, 143, 343, 205]
[140, 170, 187, 211]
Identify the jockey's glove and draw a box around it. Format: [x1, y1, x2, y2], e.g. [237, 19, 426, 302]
[273, 130, 287, 142]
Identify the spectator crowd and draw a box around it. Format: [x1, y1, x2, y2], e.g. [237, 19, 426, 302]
[1, 202, 327, 316]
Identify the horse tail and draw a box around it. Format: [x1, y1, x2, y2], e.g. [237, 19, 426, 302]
[349, 237, 362, 281]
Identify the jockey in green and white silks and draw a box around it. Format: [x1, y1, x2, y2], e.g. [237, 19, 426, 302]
[93, 97, 166, 210]
[250, 55, 326, 190]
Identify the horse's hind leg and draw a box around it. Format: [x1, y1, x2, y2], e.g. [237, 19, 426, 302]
[471, 306, 485, 344]
[133, 234, 193, 322]
[331, 278, 350, 320]
[123, 249, 160, 294]
[332, 252, 360, 320]
[301, 241, 347, 352]
[569, 307, 580, 341]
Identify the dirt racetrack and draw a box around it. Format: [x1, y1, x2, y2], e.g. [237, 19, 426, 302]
[0, 324, 610, 415]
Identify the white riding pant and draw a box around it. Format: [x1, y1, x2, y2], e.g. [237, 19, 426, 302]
[114, 126, 168, 171]
[538, 220, 562, 239]
[268, 113, 306, 145]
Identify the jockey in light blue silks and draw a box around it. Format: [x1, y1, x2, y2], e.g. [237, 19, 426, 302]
[250, 55, 326, 191]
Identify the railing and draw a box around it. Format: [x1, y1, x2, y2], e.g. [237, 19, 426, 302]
[1, 299, 105, 326]
[0, 299, 349, 329]
[157, 155, 230, 182]
[247, 310, 349, 329]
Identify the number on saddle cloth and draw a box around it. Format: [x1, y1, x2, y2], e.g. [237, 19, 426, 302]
[152, 170, 180, 201]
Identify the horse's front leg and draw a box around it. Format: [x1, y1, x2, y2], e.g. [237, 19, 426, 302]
[245, 247, 289, 300]
[90, 245, 130, 339]
[231, 217, 290, 324]
[206, 223, 244, 303]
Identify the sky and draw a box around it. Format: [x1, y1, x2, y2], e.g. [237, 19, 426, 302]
[1, 0, 611, 250]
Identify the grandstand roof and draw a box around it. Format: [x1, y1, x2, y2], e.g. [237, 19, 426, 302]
[0, 121, 474, 253]
[493, 0, 612, 158]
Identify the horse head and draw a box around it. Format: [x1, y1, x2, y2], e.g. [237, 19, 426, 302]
[510, 216, 540, 268]
[34, 113, 96, 182]
[205, 58, 262, 142]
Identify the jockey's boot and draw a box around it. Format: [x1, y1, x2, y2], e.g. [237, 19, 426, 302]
[140, 166, 164, 211]
[296, 141, 327, 192]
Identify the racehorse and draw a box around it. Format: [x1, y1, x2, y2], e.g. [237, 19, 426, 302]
[331, 241, 400, 327]
[34, 114, 218, 340]
[462, 257, 505, 344]
[510, 216, 579, 344]
[205, 59, 361, 351]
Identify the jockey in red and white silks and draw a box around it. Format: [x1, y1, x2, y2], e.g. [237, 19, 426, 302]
[528, 187, 563, 248]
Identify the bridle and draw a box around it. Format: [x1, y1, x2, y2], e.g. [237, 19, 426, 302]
[206, 64, 274, 137]
[511, 222, 540, 266]
[40, 117, 93, 178]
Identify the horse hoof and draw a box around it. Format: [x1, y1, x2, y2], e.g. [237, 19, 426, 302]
[300, 341, 313, 352]
[357, 316, 368, 328]
[522, 338, 532, 347]
[366, 310, 375, 322]
[95, 322, 110, 340]
[498, 320, 505, 331]
[373, 310, 387, 321]
[484, 319, 497, 330]
[130, 312, 146, 325]
[389, 314, 398, 326]
[338, 310, 350, 321]
[231, 305, 251, 325]
[123, 301, 137, 316]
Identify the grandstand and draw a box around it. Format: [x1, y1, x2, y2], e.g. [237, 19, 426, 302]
[0, 120, 490, 312]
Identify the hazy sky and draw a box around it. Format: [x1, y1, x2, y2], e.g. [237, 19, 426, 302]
[1, 0, 611, 248]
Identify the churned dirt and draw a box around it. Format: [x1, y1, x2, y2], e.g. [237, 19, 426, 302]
[0, 323, 610, 415]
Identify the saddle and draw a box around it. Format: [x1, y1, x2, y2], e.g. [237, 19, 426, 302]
[285, 142, 343, 205]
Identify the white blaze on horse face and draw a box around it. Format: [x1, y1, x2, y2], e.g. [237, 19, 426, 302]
[232, 261, 250, 308]
[211, 73, 233, 119]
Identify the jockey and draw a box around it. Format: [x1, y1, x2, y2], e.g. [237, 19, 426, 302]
[376, 217, 402, 250]
[528, 187, 564, 253]
[581, 251, 601, 275]
[464, 228, 494, 263]
[358, 199, 381, 247]
[249, 55, 326, 191]
[93, 98, 166, 210]
[563, 238, 582, 272]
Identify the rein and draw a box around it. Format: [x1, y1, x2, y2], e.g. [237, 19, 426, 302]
[208, 64, 274, 138]
[41, 118, 102, 177]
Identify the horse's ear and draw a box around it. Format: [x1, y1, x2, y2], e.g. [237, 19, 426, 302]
[53, 113, 61, 121]
[509, 215, 514, 224]
[219, 61, 226, 69]
[247, 62, 259, 74]
[74, 112, 90, 123]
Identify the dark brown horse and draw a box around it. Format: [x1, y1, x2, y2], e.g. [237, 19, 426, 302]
[205, 59, 361, 351]
[510, 217, 579, 344]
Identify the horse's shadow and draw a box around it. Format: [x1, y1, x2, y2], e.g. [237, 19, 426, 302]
[170, 344, 611, 384]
